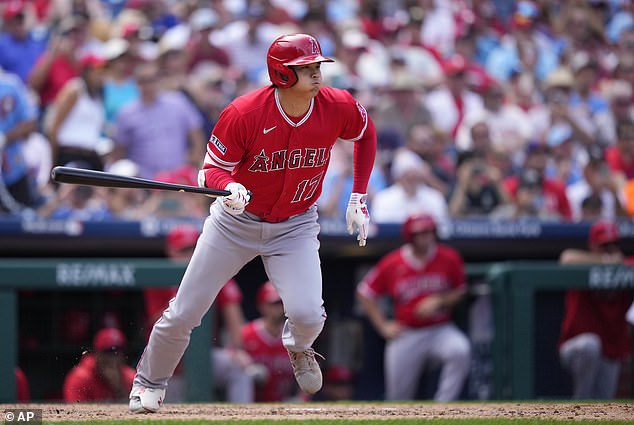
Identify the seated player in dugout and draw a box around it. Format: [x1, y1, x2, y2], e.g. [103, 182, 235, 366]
[62, 327, 135, 402]
[558, 220, 633, 399]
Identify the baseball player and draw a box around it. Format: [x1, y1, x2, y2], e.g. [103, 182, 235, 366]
[356, 213, 471, 401]
[558, 220, 633, 399]
[129, 33, 376, 413]
[242, 281, 299, 402]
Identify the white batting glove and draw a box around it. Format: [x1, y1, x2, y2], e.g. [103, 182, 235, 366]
[346, 193, 370, 247]
[221, 182, 251, 215]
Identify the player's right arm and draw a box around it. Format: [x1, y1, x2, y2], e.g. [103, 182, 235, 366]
[197, 105, 251, 214]
[356, 265, 403, 340]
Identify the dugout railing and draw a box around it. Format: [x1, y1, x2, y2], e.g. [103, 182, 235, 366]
[1, 259, 633, 402]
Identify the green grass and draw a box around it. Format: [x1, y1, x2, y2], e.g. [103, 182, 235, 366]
[45, 420, 634, 425]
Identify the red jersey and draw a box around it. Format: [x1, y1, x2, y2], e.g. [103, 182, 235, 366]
[605, 146, 634, 179]
[200, 85, 375, 222]
[358, 244, 466, 328]
[504, 174, 572, 220]
[558, 290, 633, 360]
[241, 319, 296, 402]
[62, 354, 136, 402]
[144, 278, 242, 325]
[31, 53, 79, 107]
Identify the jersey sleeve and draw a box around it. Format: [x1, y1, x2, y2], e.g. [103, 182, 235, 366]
[357, 258, 390, 300]
[337, 91, 377, 194]
[200, 104, 248, 190]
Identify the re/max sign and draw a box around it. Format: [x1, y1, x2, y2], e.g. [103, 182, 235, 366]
[56, 263, 136, 287]
[588, 265, 634, 289]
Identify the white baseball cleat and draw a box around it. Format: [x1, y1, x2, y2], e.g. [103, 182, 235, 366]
[287, 348, 324, 394]
[129, 386, 165, 414]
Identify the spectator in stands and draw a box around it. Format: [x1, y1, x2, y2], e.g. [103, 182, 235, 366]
[144, 223, 255, 403]
[102, 38, 139, 135]
[181, 63, 229, 141]
[424, 54, 484, 140]
[46, 53, 107, 170]
[372, 65, 432, 145]
[493, 167, 563, 221]
[605, 119, 634, 183]
[0, 68, 44, 213]
[185, 7, 231, 70]
[0, 2, 48, 83]
[356, 213, 471, 401]
[38, 183, 111, 220]
[404, 124, 454, 198]
[455, 79, 532, 164]
[63, 327, 136, 402]
[449, 150, 510, 218]
[28, 15, 89, 114]
[569, 52, 608, 119]
[594, 80, 634, 147]
[528, 66, 595, 151]
[241, 281, 300, 402]
[558, 220, 633, 399]
[371, 149, 449, 227]
[543, 123, 588, 187]
[112, 60, 206, 179]
[502, 141, 573, 221]
[484, 0, 561, 83]
[566, 147, 623, 222]
[156, 25, 190, 92]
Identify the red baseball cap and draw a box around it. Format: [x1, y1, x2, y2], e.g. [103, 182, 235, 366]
[3, 1, 25, 20]
[589, 220, 620, 246]
[93, 328, 127, 352]
[257, 281, 281, 305]
[166, 224, 200, 251]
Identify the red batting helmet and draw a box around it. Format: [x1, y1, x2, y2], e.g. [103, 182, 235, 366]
[402, 213, 437, 243]
[267, 33, 333, 88]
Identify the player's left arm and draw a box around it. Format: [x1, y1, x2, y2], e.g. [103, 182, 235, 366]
[342, 99, 377, 246]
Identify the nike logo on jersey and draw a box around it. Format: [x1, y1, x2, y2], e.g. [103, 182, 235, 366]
[263, 126, 277, 134]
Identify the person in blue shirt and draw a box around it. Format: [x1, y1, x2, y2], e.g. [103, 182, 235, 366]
[0, 3, 48, 83]
[0, 68, 44, 212]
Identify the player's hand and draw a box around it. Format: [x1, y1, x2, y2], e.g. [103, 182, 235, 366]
[379, 320, 404, 340]
[221, 182, 251, 215]
[346, 192, 370, 247]
[415, 295, 444, 319]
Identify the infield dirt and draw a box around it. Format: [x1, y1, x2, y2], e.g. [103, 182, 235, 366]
[2, 402, 633, 421]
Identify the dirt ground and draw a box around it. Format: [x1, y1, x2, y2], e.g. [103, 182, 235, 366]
[2, 402, 634, 421]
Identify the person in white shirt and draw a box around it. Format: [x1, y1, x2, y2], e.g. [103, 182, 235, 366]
[372, 148, 449, 229]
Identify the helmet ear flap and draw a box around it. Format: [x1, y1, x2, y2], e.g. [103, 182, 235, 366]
[269, 61, 297, 88]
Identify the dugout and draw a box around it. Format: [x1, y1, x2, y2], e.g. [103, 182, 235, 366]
[1, 217, 633, 402]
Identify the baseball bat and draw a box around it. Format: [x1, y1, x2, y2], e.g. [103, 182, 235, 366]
[51, 166, 232, 198]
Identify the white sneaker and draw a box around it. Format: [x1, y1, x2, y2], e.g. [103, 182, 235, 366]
[129, 386, 165, 413]
[287, 348, 324, 394]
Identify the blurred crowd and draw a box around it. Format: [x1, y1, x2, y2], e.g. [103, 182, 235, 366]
[1, 0, 634, 226]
